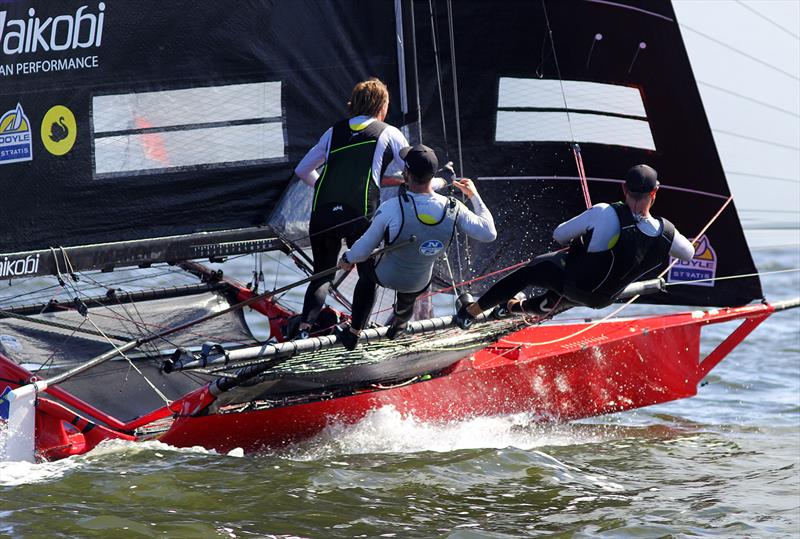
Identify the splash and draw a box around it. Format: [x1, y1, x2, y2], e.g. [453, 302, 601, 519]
[288, 405, 622, 460]
[0, 437, 240, 487]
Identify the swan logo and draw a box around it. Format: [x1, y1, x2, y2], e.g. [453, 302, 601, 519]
[41, 105, 77, 155]
[419, 239, 444, 256]
[0, 103, 32, 165]
[668, 235, 718, 287]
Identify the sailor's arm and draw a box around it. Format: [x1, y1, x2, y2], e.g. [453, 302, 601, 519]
[378, 126, 410, 187]
[453, 178, 497, 242]
[670, 230, 695, 261]
[294, 128, 332, 187]
[552, 205, 605, 245]
[339, 206, 392, 270]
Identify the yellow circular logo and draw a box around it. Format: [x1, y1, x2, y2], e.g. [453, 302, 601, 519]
[41, 105, 77, 156]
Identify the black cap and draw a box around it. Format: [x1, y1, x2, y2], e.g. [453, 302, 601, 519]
[624, 164, 659, 193]
[400, 144, 438, 181]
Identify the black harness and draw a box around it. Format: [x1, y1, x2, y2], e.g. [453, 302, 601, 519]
[563, 202, 675, 308]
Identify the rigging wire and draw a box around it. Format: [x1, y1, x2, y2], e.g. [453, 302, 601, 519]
[444, 0, 471, 280]
[713, 128, 800, 152]
[409, 0, 423, 142]
[664, 267, 800, 287]
[733, 0, 800, 41]
[679, 22, 800, 82]
[428, 0, 450, 154]
[725, 171, 800, 184]
[445, 0, 464, 177]
[697, 80, 800, 118]
[540, 0, 593, 210]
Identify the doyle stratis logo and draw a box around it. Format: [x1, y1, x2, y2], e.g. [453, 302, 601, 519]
[0, 103, 32, 165]
[668, 235, 717, 287]
[0, 4, 105, 56]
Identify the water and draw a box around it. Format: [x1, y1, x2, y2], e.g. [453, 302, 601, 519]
[0, 247, 798, 538]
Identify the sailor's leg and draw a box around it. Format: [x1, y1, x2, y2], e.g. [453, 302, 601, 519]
[473, 252, 567, 313]
[300, 233, 342, 325]
[393, 291, 421, 326]
[349, 262, 380, 332]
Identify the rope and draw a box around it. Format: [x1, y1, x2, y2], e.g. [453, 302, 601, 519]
[572, 144, 592, 209]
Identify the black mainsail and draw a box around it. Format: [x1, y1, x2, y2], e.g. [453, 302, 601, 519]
[411, 0, 762, 307]
[0, 0, 762, 309]
[0, 0, 401, 276]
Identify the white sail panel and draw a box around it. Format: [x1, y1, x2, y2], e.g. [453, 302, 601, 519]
[498, 78, 647, 117]
[495, 111, 656, 150]
[92, 82, 283, 132]
[94, 122, 285, 175]
[92, 82, 286, 176]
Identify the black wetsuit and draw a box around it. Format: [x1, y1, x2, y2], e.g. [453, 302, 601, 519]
[476, 202, 675, 315]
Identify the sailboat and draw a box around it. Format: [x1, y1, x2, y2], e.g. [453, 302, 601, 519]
[1, 0, 796, 462]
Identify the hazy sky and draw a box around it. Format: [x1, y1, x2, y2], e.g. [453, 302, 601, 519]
[672, 0, 799, 247]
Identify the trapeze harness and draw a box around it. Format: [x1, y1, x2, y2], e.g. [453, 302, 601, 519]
[374, 190, 460, 293]
[311, 118, 390, 220]
[563, 202, 675, 308]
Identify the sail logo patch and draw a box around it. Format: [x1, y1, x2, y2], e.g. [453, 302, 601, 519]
[420, 239, 444, 256]
[668, 235, 717, 287]
[41, 105, 77, 156]
[0, 103, 32, 165]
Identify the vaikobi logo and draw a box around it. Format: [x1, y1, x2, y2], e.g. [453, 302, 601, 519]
[0, 103, 32, 165]
[0, 4, 106, 55]
[668, 235, 718, 287]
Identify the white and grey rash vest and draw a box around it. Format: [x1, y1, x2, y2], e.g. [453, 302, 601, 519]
[372, 191, 460, 293]
[345, 189, 497, 293]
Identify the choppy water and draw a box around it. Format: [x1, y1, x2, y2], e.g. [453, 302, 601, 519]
[1, 247, 798, 538]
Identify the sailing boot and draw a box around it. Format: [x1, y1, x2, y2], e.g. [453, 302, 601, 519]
[517, 292, 569, 317]
[492, 292, 527, 319]
[334, 324, 360, 351]
[386, 321, 408, 340]
[454, 292, 476, 330]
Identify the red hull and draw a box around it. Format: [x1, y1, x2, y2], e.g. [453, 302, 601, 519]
[0, 303, 772, 459]
[160, 304, 771, 453]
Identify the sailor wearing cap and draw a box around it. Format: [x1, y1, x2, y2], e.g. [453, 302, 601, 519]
[335, 144, 497, 350]
[455, 164, 695, 326]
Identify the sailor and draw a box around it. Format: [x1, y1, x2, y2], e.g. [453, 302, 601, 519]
[335, 144, 497, 350]
[292, 78, 409, 339]
[455, 164, 696, 327]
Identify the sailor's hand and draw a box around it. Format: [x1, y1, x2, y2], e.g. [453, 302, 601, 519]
[453, 178, 477, 199]
[338, 254, 355, 272]
[436, 161, 457, 185]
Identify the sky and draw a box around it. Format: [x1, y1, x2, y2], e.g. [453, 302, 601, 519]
[672, 0, 799, 248]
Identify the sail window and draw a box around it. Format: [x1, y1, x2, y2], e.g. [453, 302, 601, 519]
[92, 82, 285, 177]
[495, 78, 656, 150]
